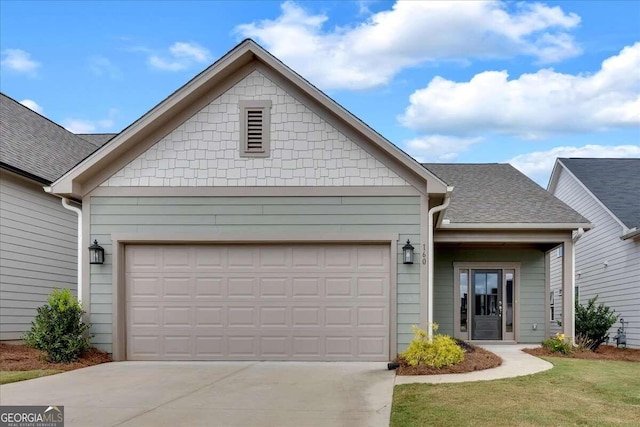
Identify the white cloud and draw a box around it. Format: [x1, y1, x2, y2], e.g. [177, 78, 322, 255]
[89, 55, 122, 79]
[509, 144, 640, 184]
[405, 135, 484, 162]
[236, 1, 581, 90]
[19, 99, 43, 114]
[1, 49, 40, 75]
[148, 42, 212, 71]
[63, 108, 119, 133]
[401, 43, 640, 138]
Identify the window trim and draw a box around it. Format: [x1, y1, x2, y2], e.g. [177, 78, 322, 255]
[239, 100, 272, 158]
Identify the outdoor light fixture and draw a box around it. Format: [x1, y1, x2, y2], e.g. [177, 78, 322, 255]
[88, 240, 105, 265]
[402, 239, 415, 264]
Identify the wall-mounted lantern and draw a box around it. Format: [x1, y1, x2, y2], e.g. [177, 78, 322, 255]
[88, 240, 105, 265]
[402, 239, 415, 264]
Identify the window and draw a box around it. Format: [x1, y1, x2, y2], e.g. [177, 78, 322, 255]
[550, 291, 555, 321]
[556, 247, 563, 258]
[239, 100, 271, 158]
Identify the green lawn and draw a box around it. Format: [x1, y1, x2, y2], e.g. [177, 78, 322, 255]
[391, 358, 640, 427]
[0, 370, 63, 385]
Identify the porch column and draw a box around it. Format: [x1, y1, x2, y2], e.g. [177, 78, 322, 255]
[561, 239, 575, 343]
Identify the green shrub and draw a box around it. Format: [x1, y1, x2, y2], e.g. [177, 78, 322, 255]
[401, 324, 465, 368]
[575, 296, 618, 351]
[23, 288, 92, 363]
[542, 332, 573, 354]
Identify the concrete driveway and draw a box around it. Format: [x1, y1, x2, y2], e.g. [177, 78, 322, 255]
[0, 361, 394, 427]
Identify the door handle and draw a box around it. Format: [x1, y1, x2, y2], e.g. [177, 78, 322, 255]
[498, 300, 503, 317]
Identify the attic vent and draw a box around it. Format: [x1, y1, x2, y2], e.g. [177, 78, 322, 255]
[239, 100, 271, 158]
[246, 109, 264, 152]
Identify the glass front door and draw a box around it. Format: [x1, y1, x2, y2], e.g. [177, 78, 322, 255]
[471, 270, 502, 340]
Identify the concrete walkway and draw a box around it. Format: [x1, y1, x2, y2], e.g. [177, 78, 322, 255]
[395, 345, 552, 385]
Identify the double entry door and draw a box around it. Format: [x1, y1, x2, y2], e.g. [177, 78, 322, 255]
[459, 268, 515, 341]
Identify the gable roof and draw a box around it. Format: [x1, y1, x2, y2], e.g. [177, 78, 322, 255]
[423, 163, 591, 228]
[551, 158, 640, 230]
[49, 39, 447, 198]
[77, 133, 118, 148]
[0, 93, 98, 183]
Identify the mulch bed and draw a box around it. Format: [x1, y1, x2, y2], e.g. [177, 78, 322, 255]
[0, 343, 111, 371]
[395, 341, 502, 375]
[523, 344, 640, 362]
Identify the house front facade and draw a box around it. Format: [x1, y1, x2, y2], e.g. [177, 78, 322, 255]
[548, 158, 640, 348]
[48, 40, 590, 361]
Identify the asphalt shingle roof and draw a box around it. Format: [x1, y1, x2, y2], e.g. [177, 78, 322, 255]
[0, 93, 98, 183]
[77, 133, 117, 148]
[559, 158, 640, 229]
[423, 163, 589, 224]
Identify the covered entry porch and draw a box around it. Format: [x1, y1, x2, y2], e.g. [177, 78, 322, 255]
[432, 229, 579, 343]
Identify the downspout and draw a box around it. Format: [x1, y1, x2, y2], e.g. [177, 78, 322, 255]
[427, 186, 454, 341]
[61, 198, 83, 304]
[570, 227, 585, 344]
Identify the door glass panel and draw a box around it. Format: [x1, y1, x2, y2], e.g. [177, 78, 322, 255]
[505, 270, 514, 333]
[460, 270, 468, 332]
[474, 273, 487, 315]
[487, 273, 499, 315]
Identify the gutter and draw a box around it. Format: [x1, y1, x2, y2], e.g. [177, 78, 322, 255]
[49, 188, 83, 305]
[570, 227, 585, 345]
[427, 186, 454, 341]
[621, 227, 640, 240]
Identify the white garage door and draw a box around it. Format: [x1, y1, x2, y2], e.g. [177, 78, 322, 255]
[125, 244, 390, 361]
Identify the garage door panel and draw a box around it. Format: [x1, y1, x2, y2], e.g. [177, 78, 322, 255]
[227, 277, 256, 297]
[259, 277, 289, 297]
[125, 244, 390, 361]
[291, 277, 321, 297]
[195, 277, 224, 297]
[194, 307, 223, 327]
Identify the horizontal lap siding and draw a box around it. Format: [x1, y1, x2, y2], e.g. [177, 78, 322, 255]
[549, 247, 563, 336]
[552, 169, 640, 347]
[434, 247, 545, 343]
[89, 195, 421, 354]
[0, 172, 78, 340]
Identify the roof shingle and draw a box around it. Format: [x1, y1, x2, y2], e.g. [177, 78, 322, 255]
[0, 93, 98, 183]
[559, 158, 640, 229]
[423, 163, 589, 225]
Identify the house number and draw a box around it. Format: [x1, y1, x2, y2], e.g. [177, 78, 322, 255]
[422, 244, 427, 264]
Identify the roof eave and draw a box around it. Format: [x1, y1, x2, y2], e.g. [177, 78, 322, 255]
[438, 222, 594, 231]
[621, 227, 640, 240]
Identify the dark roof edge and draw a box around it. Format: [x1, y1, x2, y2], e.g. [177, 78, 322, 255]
[1, 162, 51, 185]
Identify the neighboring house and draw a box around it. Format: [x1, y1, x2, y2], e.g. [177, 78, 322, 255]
[47, 39, 590, 361]
[0, 93, 105, 341]
[548, 158, 640, 348]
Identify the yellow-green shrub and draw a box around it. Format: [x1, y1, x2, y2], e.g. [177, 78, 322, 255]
[401, 325, 465, 368]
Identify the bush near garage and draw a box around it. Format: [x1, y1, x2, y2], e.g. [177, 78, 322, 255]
[23, 288, 92, 363]
[401, 324, 465, 368]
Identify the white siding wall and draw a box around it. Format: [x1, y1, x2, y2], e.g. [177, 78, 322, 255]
[550, 167, 640, 347]
[0, 171, 78, 340]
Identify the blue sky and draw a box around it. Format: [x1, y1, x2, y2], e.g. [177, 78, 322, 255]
[1, 0, 638, 185]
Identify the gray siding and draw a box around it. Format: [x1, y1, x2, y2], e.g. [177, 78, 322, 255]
[551, 168, 640, 347]
[549, 246, 563, 336]
[434, 246, 546, 343]
[0, 171, 78, 340]
[89, 195, 421, 354]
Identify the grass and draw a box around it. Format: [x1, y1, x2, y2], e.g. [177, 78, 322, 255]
[391, 357, 640, 427]
[0, 370, 63, 385]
